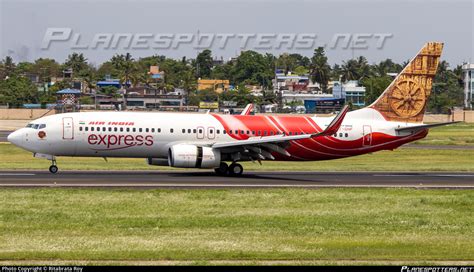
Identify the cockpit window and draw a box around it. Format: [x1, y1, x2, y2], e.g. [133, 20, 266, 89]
[26, 124, 46, 129]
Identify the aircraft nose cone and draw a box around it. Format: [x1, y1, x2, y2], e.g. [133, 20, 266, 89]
[7, 130, 22, 146]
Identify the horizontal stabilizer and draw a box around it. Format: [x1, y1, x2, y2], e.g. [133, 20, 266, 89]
[396, 121, 459, 133]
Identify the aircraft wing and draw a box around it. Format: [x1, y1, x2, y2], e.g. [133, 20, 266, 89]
[396, 121, 459, 134]
[211, 105, 349, 159]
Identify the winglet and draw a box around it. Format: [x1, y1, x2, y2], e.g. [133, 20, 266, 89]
[312, 105, 349, 137]
[241, 104, 254, 115]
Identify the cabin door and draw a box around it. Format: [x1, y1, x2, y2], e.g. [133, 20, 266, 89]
[362, 125, 372, 146]
[62, 117, 74, 140]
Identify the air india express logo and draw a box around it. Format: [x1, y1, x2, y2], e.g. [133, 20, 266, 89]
[88, 134, 153, 150]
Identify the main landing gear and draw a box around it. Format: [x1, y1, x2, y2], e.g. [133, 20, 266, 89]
[214, 162, 243, 176]
[49, 158, 58, 174]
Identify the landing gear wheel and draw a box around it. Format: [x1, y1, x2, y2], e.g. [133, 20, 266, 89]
[229, 163, 243, 176]
[214, 162, 229, 176]
[49, 165, 58, 174]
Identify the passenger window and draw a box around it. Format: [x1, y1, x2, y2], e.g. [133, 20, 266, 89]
[235, 130, 238, 134]
[339, 133, 343, 137]
[193, 129, 197, 133]
[102, 127, 106, 132]
[246, 130, 249, 135]
[345, 133, 348, 137]
[139, 128, 142, 132]
[158, 128, 161, 133]
[114, 127, 118, 132]
[252, 131, 256, 135]
[210, 129, 214, 134]
[132, 128, 136, 132]
[333, 133, 337, 137]
[241, 130, 244, 135]
[188, 129, 191, 133]
[108, 127, 112, 132]
[257, 131, 261, 136]
[85, 127, 89, 132]
[170, 128, 174, 133]
[264, 131, 268, 136]
[223, 130, 227, 134]
[126, 128, 130, 132]
[198, 129, 202, 133]
[120, 127, 124, 132]
[91, 127, 95, 132]
[228, 130, 232, 134]
[79, 127, 83, 131]
[151, 128, 155, 133]
[270, 131, 274, 135]
[146, 128, 149, 133]
[216, 130, 220, 134]
[182, 129, 185, 133]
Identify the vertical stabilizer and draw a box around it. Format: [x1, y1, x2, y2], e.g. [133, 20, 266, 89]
[369, 42, 443, 123]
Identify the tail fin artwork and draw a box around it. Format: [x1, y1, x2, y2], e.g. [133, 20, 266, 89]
[369, 42, 444, 123]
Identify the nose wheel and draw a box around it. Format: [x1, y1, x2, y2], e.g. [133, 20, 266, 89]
[49, 159, 58, 174]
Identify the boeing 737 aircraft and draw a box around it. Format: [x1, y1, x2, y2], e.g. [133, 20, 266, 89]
[8, 42, 456, 176]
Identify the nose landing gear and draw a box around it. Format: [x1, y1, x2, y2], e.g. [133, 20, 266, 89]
[49, 159, 58, 174]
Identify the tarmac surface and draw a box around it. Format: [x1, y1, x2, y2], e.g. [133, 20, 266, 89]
[0, 171, 473, 189]
[0, 130, 10, 142]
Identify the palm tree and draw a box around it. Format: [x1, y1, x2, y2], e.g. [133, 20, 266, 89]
[341, 59, 359, 82]
[309, 47, 331, 91]
[65, 53, 88, 75]
[111, 53, 136, 88]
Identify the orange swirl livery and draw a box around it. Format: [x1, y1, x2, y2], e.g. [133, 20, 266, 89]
[7, 42, 458, 176]
[370, 42, 443, 123]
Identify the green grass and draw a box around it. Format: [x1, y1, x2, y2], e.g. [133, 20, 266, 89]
[0, 188, 473, 264]
[414, 123, 474, 146]
[1, 143, 473, 171]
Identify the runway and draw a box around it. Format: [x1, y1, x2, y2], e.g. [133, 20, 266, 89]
[0, 171, 473, 189]
[0, 130, 11, 142]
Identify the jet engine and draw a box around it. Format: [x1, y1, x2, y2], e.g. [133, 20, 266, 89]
[168, 144, 221, 168]
[146, 158, 169, 166]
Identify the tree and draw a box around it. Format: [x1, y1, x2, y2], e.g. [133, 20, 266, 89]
[64, 53, 88, 75]
[195, 49, 213, 78]
[428, 61, 463, 113]
[230, 51, 274, 87]
[360, 76, 392, 105]
[111, 53, 135, 87]
[276, 53, 296, 75]
[309, 47, 331, 91]
[32, 58, 61, 83]
[372, 59, 403, 76]
[340, 56, 370, 82]
[0, 56, 16, 79]
[0, 76, 38, 106]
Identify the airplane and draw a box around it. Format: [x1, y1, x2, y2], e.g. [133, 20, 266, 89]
[8, 42, 457, 176]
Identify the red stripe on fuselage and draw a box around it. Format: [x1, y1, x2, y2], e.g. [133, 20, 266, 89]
[210, 114, 428, 161]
